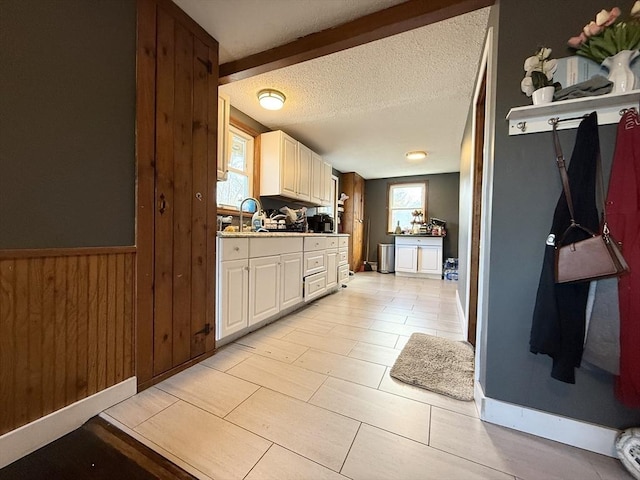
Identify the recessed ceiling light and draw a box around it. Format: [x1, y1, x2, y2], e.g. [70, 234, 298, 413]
[258, 89, 286, 110]
[406, 151, 427, 161]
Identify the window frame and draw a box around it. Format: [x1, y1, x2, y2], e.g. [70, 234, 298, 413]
[216, 119, 259, 215]
[387, 181, 428, 233]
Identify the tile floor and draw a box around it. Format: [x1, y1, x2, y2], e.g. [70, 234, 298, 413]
[103, 272, 631, 480]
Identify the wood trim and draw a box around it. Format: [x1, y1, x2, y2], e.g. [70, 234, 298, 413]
[135, 0, 157, 385]
[0, 246, 136, 260]
[229, 117, 261, 138]
[219, 0, 495, 84]
[0, 252, 135, 435]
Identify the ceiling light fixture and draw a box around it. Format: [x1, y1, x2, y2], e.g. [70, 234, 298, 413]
[406, 150, 427, 161]
[258, 89, 286, 110]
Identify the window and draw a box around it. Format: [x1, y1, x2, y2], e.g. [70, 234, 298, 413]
[217, 125, 253, 210]
[387, 182, 427, 232]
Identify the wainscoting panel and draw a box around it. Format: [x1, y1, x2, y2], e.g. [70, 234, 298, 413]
[0, 248, 135, 435]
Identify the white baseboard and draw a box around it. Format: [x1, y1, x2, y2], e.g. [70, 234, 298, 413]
[0, 377, 137, 469]
[475, 381, 618, 457]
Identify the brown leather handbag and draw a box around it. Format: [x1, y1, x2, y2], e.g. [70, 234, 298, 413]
[551, 121, 629, 284]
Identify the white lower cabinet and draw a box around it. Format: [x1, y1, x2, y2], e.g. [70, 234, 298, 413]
[217, 235, 349, 342]
[249, 255, 280, 324]
[218, 258, 249, 339]
[394, 236, 443, 279]
[217, 237, 303, 342]
[326, 248, 338, 289]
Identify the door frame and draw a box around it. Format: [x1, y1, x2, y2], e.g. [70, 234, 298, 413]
[463, 27, 495, 385]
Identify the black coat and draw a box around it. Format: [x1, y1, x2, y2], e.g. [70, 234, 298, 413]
[530, 112, 600, 384]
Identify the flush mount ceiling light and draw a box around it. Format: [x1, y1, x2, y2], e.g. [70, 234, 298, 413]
[258, 89, 286, 110]
[405, 151, 428, 161]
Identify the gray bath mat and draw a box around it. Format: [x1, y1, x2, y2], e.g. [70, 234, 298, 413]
[390, 333, 474, 401]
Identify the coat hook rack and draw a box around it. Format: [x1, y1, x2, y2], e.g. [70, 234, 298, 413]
[506, 91, 640, 135]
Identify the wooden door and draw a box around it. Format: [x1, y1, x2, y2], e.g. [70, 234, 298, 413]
[152, 4, 216, 377]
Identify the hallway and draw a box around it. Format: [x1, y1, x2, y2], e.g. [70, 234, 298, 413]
[102, 272, 629, 479]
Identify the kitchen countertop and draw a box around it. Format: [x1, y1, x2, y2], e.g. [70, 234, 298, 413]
[217, 231, 349, 238]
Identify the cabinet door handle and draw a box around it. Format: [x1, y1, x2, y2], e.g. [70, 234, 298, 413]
[158, 193, 167, 214]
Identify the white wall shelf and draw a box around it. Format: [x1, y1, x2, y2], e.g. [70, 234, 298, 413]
[506, 90, 639, 135]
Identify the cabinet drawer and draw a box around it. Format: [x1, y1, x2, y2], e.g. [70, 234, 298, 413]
[338, 264, 350, 283]
[304, 250, 326, 276]
[326, 236, 339, 249]
[250, 237, 303, 257]
[338, 236, 348, 248]
[304, 271, 326, 302]
[304, 236, 327, 252]
[338, 250, 348, 266]
[219, 238, 249, 261]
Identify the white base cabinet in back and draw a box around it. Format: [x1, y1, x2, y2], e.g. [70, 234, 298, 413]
[394, 236, 443, 279]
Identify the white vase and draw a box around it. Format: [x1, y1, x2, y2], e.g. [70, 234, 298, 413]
[601, 50, 639, 94]
[531, 86, 555, 105]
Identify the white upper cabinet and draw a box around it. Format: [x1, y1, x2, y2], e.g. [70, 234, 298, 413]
[297, 142, 311, 202]
[260, 130, 330, 206]
[217, 93, 230, 181]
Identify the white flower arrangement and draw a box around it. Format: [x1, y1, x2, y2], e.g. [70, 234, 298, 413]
[520, 47, 561, 97]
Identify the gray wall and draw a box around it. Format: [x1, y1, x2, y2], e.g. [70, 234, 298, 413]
[0, 0, 136, 249]
[482, 0, 640, 427]
[365, 173, 460, 263]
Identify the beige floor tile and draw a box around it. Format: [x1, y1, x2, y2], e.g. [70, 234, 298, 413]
[369, 320, 436, 337]
[348, 342, 400, 367]
[280, 315, 338, 334]
[334, 300, 386, 313]
[226, 354, 327, 401]
[281, 329, 357, 355]
[245, 445, 349, 480]
[581, 450, 635, 480]
[383, 305, 414, 315]
[226, 388, 360, 472]
[404, 311, 439, 323]
[378, 368, 479, 418]
[235, 334, 309, 363]
[199, 344, 254, 372]
[155, 364, 259, 417]
[310, 377, 431, 444]
[351, 308, 408, 324]
[256, 320, 298, 338]
[135, 400, 271, 480]
[341, 424, 514, 480]
[329, 324, 398, 348]
[293, 349, 386, 388]
[104, 386, 178, 429]
[430, 407, 602, 480]
[405, 315, 458, 329]
[395, 335, 411, 350]
[385, 299, 417, 309]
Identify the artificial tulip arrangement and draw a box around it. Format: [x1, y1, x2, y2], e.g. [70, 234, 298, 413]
[568, 2, 640, 63]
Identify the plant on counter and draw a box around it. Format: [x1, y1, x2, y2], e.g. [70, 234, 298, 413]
[567, 3, 640, 63]
[520, 47, 561, 97]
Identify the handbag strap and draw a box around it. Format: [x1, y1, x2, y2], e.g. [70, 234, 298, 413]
[551, 120, 608, 230]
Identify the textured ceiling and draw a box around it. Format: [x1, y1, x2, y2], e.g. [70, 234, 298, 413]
[174, 0, 491, 179]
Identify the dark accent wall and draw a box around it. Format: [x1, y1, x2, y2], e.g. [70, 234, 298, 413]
[0, 0, 136, 249]
[365, 173, 459, 263]
[484, 0, 640, 426]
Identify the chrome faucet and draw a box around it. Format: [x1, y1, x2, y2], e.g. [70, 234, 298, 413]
[239, 197, 262, 232]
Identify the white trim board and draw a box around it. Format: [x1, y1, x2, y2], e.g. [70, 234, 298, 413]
[0, 377, 137, 469]
[475, 382, 618, 457]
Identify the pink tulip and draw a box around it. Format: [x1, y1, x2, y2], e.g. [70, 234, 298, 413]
[568, 33, 587, 48]
[604, 7, 621, 25]
[583, 21, 603, 37]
